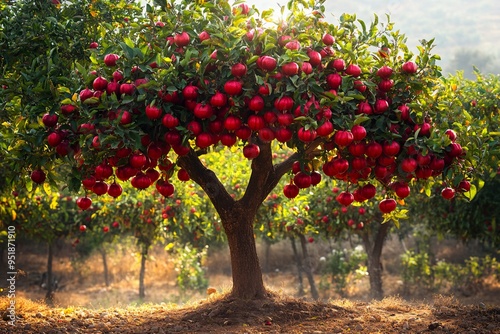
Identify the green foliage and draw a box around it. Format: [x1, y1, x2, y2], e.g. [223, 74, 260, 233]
[319, 245, 368, 296]
[173, 245, 208, 292]
[400, 249, 500, 294]
[400, 250, 433, 290]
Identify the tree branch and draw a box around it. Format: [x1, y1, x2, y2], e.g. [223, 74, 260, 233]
[176, 149, 235, 219]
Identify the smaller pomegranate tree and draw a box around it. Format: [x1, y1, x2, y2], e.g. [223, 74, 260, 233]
[9, 0, 471, 300]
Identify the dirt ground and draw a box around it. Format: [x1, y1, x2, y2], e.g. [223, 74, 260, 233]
[1, 238, 499, 333]
[1, 292, 499, 333]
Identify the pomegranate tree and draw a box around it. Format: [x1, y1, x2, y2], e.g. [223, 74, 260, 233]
[4, 0, 472, 300]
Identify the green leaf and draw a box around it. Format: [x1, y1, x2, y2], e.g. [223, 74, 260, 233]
[463, 183, 477, 201]
[354, 116, 370, 125]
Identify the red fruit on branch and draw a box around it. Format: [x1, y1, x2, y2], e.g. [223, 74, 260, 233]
[392, 181, 410, 198]
[401, 157, 418, 173]
[196, 132, 214, 149]
[376, 65, 393, 79]
[284, 40, 300, 50]
[47, 132, 62, 147]
[248, 95, 265, 112]
[76, 197, 92, 210]
[247, 114, 265, 131]
[402, 61, 418, 74]
[224, 80, 243, 96]
[231, 63, 247, 77]
[235, 126, 252, 140]
[445, 129, 457, 142]
[104, 54, 119, 67]
[441, 187, 456, 200]
[258, 127, 275, 142]
[357, 101, 373, 115]
[174, 31, 190, 47]
[182, 85, 198, 100]
[379, 198, 397, 213]
[331, 58, 345, 71]
[129, 152, 147, 169]
[336, 191, 354, 207]
[274, 96, 294, 112]
[365, 142, 383, 159]
[283, 183, 300, 199]
[458, 180, 471, 192]
[42, 113, 58, 127]
[177, 168, 190, 181]
[361, 184, 377, 200]
[243, 143, 260, 159]
[317, 120, 334, 137]
[93, 76, 108, 91]
[194, 103, 214, 119]
[198, 30, 210, 41]
[351, 125, 367, 141]
[162, 114, 179, 128]
[275, 127, 293, 142]
[334, 130, 354, 147]
[210, 91, 228, 107]
[30, 169, 46, 184]
[145, 105, 162, 120]
[310, 171, 321, 186]
[447, 142, 463, 157]
[257, 56, 277, 72]
[326, 73, 342, 89]
[156, 179, 175, 197]
[120, 83, 135, 96]
[374, 99, 389, 114]
[322, 33, 335, 45]
[345, 64, 361, 77]
[307, 50, 322, 67]
[378, 79, 393, 92]
[293, 172, 312, 189]
[223, 115, 242, 131]
[107, 182, 123, 198]
[93, 181, 109, 196]
[79, 88, 94, 103]
[297, 127, 317, 142]
[281, 62, 300, 76]
[131, 172, 152, 189]
[383, 141, 401, 156]
[349, 142, 366, 156]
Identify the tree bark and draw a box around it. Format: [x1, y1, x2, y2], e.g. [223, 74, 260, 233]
[138, 242, 150, 300]
[100, 247, 110, 287]
[361, 222, 391, 300]
[298, 233, 319, 300]
[290, 237, 305, 297]
[224, 213, 266, 299]
[45, 242, 54, 305]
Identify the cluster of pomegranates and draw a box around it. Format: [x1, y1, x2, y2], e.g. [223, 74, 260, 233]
[32, 2, 468, 215]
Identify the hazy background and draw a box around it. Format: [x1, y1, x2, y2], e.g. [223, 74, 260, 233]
[245, 0, 500, 78]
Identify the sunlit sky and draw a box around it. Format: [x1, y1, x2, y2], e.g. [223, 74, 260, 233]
[244, 0, 500, 76]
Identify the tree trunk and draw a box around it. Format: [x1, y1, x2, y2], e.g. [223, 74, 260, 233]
[298, 233, 319, 300]
[177, 142, 320, 300]
[224, 214, 266, 299]
[138, 242, 150, 300]
[45, 242, 54, 305]
[100, 247, 110, 287]
[361, 222, 391, 300]
[290, 237, 305, 297]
